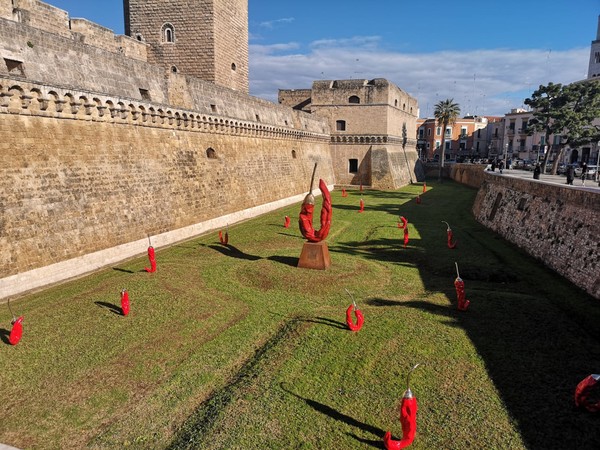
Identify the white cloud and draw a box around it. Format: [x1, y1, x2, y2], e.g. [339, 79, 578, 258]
[249, 37, 590, 117]
[259, 17, 295, 29]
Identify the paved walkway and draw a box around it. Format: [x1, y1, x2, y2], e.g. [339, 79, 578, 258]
[489, 168, 600, 193]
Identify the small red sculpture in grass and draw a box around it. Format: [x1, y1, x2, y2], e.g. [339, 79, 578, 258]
[284, 216, 291, 228]
[298, 163, 332, 242]
[454, 262, 470, 311]
[416, 195, 421, 204]
[358, 198, 364, 213]
[342, 188, 347, 197]
[575, 374, 600, 412]
[398, 216, 409, 248]
[384, 363, 421, 449]
[422, 182, 427, 193]
[7, 299, 23, 346]
[145, 236, 157, 273]
[442, 221, 457, 249]
[120, 289, 130, 316]
[219, 225, 229, 245]
[345, 289, 364, 332]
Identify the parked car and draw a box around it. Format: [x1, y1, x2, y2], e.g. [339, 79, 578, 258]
[584, 165, 598, 180]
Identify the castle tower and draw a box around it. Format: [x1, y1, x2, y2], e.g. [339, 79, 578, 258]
[587, 15, 600, 79]
[123, 0, 249, 93]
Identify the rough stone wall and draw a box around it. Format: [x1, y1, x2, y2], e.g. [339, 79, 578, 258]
[472, 173, 600, 299]
[9, 0, 71, 38]
[124, 0, 248, 93]
[0, 79, 332, 298]
[449, 163, 487, 188]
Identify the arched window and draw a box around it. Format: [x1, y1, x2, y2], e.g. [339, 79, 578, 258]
[206, 148, 217, 159]
[162, 23, 175, 43]
[348, 95, 360, 104]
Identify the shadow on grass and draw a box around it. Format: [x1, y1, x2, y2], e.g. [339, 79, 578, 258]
[280, 383, 385, 441]
[112, 267, 135, 274]
[0, 328, 10, 345]
[267, 255, 298, 267]
[94, 301, 123, 315]
[206, 244, 261, 261]
[297, 316, 347, 330]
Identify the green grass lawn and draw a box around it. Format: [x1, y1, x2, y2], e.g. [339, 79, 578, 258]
[1, 180, 599, 449]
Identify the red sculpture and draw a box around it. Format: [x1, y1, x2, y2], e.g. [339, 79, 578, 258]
[454, 263, 470, 311]
[575, 374, 600, 412]
[359, 198, 364, 213]
[145, 246, 157, 273]
[121, 289, 130, 316]
[384, 363, 420, 449]
[298, 164, 332, 242]
[342, 188, 347, 197]
[416, 195, 421, 204]
[422, 182, 427, 193]
[443, 221, 457, 249]
[399, 216, 409, 248]
[219, 229, 229, 244]
[284, 216, 291, 228]
[345, 289, 364, 332]
[7, 299, 23, 346]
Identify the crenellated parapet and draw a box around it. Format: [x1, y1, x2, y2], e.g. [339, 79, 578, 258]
[0, 77, 329, 143]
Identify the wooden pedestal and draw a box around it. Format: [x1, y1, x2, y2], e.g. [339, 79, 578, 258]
[297, 241, 331, 270]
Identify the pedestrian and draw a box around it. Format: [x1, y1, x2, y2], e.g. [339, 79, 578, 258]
[533, 164, 541, 180]
[491, 160, 496, 172]
[581, 162, 587, 186]
[566, 165, 575, 185]
[498, 160, 504, 174]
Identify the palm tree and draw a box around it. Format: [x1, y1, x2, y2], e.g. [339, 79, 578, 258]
[434, 99, 460, 181]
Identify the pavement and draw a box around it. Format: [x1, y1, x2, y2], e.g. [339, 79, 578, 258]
[487, 168, 600, 193]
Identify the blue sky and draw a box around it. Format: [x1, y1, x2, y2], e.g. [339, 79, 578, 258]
[44, 0, 599, 117]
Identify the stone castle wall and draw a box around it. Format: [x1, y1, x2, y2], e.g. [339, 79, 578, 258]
[450, 165, 600, 299]
[0, 1, 333, 299]
[0, 77, 332, 298]
[280, 79, 420, 188]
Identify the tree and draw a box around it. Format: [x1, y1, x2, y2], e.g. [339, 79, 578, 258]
[434, 99, 460, 181]
[524, 80, 600, 174]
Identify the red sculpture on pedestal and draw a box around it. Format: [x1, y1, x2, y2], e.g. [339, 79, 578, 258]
[298, 164, 332, 243]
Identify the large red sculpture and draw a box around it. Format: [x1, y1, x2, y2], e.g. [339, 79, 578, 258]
[298, 165, 332, 243]
[575, 374, 600, 412]
[7, 299, 23, 346]
[384, 363, 420, 449]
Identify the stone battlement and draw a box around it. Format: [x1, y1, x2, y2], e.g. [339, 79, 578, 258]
[0, 0, 147, 60]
